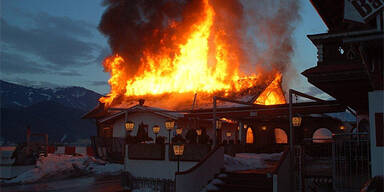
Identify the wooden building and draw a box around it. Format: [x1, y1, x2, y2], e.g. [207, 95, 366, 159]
[303, 0, 383, 186]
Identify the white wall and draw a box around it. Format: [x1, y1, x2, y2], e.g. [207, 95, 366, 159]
[113, 112, 178, 141]
[175, 146, 224, 192]
[125, 144, 197, 180]
[368, 90, 384, 177]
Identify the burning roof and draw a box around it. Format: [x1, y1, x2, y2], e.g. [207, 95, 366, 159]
[96, 0, 298, 110]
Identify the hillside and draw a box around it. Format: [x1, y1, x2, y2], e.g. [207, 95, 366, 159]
[0, 80, 102, 144]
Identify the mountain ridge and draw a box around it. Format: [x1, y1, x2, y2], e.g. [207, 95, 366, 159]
[0, 80, 101, 144]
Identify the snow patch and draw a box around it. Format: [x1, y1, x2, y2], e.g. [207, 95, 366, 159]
[200, 178, 223, 192]
[3, 154, 123, 184]
[224, 152, 282, 172]
[71, 91, 86, 98]
[12, 101, 26, 107]
[40, 93, 52, 100]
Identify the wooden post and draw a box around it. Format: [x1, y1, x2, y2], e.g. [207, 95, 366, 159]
[289, 89, 295, 192]
[26, 126, 31, 154]
[45, 134, 48, 157]
[212, 96, 217, 145]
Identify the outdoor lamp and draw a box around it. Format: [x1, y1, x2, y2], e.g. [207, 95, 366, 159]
[125, 121, 134, 132]
[165, 119, 175, 144]
[152, 125, 160, 134]
[173, 144, 184, 156]
[173, 144, 185, 172]
[292, 115, 302, 127]
[176, 127, 183, 135]
[165, 120, 175, 131]
[152, 125, 160, 143]
[340, 125, 345, 130]
[196, 129, 202, 136]
[261, 125, 267, 131]
[216, 120, 222, 129]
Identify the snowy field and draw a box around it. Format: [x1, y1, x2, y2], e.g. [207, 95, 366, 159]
[2, 154, 123, 185]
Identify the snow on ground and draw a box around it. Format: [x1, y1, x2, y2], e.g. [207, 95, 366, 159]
[3, 154, 123, 184]
[224, 152, 282, 172]
[200, 178, 225, 192]
[201, 153, 282, 191]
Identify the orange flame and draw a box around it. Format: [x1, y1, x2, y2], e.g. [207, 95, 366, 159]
[100, 0, 284, 107]
[255, 73, 286, 105]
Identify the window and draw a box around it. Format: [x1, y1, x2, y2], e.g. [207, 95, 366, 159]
[312, 128, 332, 143]
[274, 128, 288, 144]
[246, 128, 254, 144]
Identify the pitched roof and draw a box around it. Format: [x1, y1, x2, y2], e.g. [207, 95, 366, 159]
[98, 104, 184, 124]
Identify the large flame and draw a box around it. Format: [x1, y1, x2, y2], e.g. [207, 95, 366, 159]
[100, 0, 284, 107]
[255, 73, 286, 105]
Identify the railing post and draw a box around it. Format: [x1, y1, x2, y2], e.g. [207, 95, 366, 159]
[332, 137, 337, 191]
[212, 96, 217, 146]
[289, 89, 295, 192]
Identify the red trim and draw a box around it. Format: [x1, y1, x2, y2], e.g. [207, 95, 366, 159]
[47, 146, 56, 153]
[65, 146, 76, 155]
[86, 146, 94, 156]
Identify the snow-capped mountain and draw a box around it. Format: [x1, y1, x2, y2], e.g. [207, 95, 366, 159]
[0, 80, 102, 143]
[0, 80, 102, 111]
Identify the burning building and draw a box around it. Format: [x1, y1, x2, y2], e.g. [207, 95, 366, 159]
[81, 1, 356, 191]
[83, 0, 297, 142]
[82, 0, 347, 157]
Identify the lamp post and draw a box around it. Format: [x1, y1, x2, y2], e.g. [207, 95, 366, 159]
[196, 128, 202, 136]
[216, 120, 222, 144]
[196, 128, 202, 144]
[292, 115, 302, 145]
[173, 144, 184, 172]
[261, 125, 267, 131]
[226, 131, 231, 143]
[152, 125, 160, 143]
[165, 120, 175, 144]
[125, 120, 135, 143]
[292, 115, 302, 127]
[176, 127, 183, 135]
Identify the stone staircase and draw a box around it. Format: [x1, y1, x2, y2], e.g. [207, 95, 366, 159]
[206, 171, 273, 192]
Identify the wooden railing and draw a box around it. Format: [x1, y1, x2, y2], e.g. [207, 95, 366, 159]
[128, 144, 165, 160]
[91, 136, 125, 163]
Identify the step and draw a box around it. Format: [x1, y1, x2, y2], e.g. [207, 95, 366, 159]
[214, 183, 273, 192]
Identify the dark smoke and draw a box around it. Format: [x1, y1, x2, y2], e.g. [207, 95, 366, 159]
[99, 0, 203, 75]
[99, 0, 299, 75]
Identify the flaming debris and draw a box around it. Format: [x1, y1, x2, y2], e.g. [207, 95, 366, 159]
[98, 0, 298, 108]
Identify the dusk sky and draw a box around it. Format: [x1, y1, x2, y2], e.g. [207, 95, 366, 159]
[0, 0, 329, 98]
